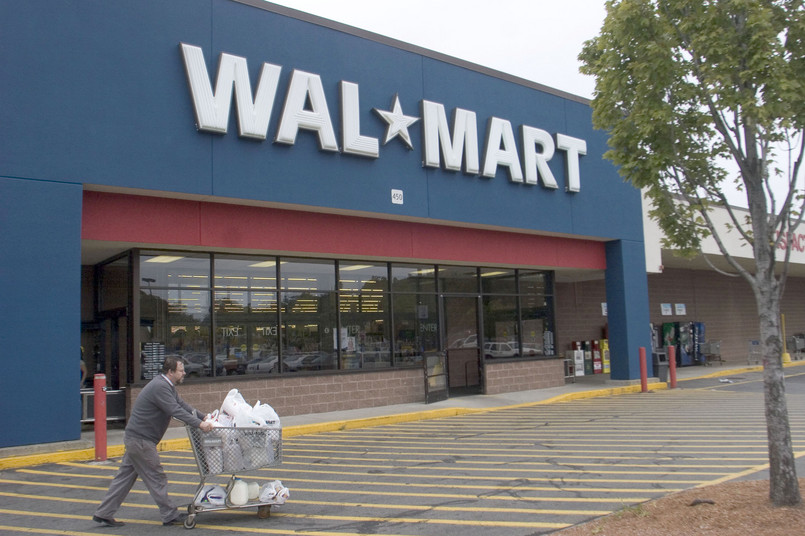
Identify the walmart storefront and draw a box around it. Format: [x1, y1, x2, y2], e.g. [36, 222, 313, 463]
[0, 0, 651, 448]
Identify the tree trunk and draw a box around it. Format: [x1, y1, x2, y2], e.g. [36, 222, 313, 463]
[756, 284, 801, 506]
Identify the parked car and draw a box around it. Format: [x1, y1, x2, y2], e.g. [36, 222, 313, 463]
[245, 355, 278, 374]
[483, 342, 516, 359]
[508, 341, 541, 356]
[183, 353, 214, 376]
[173, 355, 204, 377]
[282, 352, 312, 372]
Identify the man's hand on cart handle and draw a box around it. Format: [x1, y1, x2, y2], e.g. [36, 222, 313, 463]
[199, 420, 214, 432]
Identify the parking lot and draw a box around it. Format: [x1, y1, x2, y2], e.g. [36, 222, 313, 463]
[1, 369, 804, 535]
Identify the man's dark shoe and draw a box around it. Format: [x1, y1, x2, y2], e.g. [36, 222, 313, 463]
[92, 515, 125, 527]
[162, 513, 188, 526]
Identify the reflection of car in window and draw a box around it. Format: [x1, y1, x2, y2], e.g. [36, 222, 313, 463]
[449, 334, 478, 348]
[508, 341, 541, 356]
[245, 355, 278, 374]
[175, 355, 204, 377]
[483, 342, 516, 359]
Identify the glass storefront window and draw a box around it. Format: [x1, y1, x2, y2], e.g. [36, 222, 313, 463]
[519, 270, 549, 296]
[100, 255, 130, 311]
[214, 255, 278, 290]
[280, 291, 337, 373]
[128, 250, 557, 382]
[340, 292, 391, 369]
[339, 262, 389, 292]
[140, 288, 211, 379]
[391, 263, 437, 293]
[482, 295, 518, 357]
[280, 259, 336, 292]
[439, 265, 479, 294]
[140, 252, 210, 288]
[214, 293, 279, 375]
[520, 294, 555, 356]
[481, 268, 516, 294]
[392, 293, 438, 366]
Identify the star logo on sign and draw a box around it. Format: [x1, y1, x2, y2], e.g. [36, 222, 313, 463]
[373, 94, 419, 150]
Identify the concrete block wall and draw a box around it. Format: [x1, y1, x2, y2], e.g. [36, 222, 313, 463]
[484, 359, 565, 395]
[554, 279, 609, 354]
[555, 267, 805, 365]
[129, 368, 425, 426]
[648, 268, 805, 363]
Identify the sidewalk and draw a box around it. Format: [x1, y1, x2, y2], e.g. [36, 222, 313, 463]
[0, 362, 782, 470]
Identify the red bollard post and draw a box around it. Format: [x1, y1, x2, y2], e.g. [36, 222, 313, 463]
[639, 347, 648, 392]
[94, 373, 107, 461]
[667, 345, 677, 389]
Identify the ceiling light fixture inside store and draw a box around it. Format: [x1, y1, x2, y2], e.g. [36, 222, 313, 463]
[340, 265, 374, 271]
[145, 255, 185, 263]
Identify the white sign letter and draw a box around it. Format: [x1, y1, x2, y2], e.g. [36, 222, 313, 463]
[275, 70, 339, 152]
[180, 43, 281, 139]
[421, 100, 479, 174]
[482, 117, 523, 181]
[556, 133, 587, 192]
[340, 81, 379, 158]
[522, 126, 559, 189]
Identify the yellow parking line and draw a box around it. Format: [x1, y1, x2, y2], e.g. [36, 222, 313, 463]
[274, 511, 568, 529]
[0, 525, 101, 536]
[0, 500, 568, 531]
[13, 468, 682, 494]
[2, 474, 657, 506]
[275, 460, 736, 477]
[0, 491, 153, 510]
[275, 455, 758, 469]
[288, 498, 610, 516]
[292, 486, 652, 503]
[262, 466, 722, 485]
[251, 449, 768, 462]
[0, 509, 424, 536]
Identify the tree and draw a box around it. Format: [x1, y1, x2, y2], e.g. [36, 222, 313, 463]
[580, 0, 804, 506]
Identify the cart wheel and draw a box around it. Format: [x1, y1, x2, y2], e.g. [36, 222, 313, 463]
[257, 505, 271, 519]
[183, 514, 196, 529]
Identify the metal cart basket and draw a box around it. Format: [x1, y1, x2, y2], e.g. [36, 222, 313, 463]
[184, 425, 284, 529]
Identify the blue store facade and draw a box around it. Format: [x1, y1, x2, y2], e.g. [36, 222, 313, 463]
[0, 0, 651, 448]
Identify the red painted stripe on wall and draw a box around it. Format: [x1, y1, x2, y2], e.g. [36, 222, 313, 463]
[82, 191, 606, 269]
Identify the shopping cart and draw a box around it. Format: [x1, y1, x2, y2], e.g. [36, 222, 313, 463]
[184, 425, 284, 529]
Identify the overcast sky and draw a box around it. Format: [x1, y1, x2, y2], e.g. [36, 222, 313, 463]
[267, 0, 607, 99]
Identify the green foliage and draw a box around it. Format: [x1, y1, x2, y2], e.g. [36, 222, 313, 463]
[580, 0, 805, 254]
[582, 1, 805, 507]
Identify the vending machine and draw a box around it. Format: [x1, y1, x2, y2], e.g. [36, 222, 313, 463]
[663, 322, 701, 367]
[678, 322, 694, 366]
[592, 340, 603, 374]
[571, 341, 585, 376]
[572, 341, 594, 375]
[691, 322, 706, 365]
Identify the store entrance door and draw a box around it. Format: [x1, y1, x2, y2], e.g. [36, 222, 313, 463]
[442, 296, 482, 396]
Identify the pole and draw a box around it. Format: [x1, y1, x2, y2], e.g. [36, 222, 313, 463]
[667, 344, 677, 389]
[93, 373, 107, 461]
[639, 347, 648, 393]
[782, 314, 792, 364]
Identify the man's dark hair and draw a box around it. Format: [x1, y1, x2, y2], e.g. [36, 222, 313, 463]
[162, 355, 182, 374]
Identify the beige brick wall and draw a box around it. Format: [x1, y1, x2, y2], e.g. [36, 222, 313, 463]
[555, 279, 609, 353]
[648, 268, 805, 363]
[129, 368, 425, 424]
[128, 359, 569, 424]
[555, 267, 805, 365]
[484, 359, 565, 395]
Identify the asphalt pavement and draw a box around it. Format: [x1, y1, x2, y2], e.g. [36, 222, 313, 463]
[1, 361, 804, 535]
